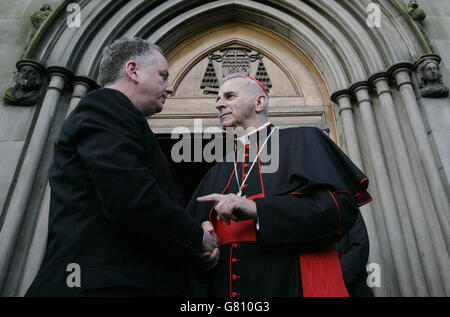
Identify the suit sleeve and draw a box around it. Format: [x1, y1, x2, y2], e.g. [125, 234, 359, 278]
[75, 107, 203, 258]
[254, 189, 359, 251]
[185, 166, 218, 223]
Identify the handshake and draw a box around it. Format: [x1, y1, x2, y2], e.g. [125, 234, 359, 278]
[197, 193, 259, 270]
[199, 221, 220, 270]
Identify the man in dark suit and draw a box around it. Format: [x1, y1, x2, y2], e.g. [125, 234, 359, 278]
[25, 37, 219, 296]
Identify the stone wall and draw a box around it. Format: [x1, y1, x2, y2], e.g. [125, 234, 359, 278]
[410, 0, 450, 192]
[0, 0, 62, 222]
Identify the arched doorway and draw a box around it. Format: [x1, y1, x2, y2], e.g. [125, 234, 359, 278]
[155, 22, 336, 204]
[1, 0, 448, 297]
[152, 22, 335, 138]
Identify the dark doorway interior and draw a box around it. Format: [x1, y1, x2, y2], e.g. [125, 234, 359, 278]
[157, 134, 216, 205]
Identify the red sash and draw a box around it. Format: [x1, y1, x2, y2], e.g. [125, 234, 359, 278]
[216, 219, 256, 246]
[215, 220, 349, 297]
[299, 247, 349, 297]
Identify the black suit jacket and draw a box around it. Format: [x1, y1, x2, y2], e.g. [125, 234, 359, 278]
[26, 88, 203, 296]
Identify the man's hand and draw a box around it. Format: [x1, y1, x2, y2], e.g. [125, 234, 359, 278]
[197, 194, 257, 225]
[202, 221, 219, 251]
[199, 221, 220, 270]
[198, 248, 220, 271]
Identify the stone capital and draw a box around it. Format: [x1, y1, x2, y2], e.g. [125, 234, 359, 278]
[330, 89, 352, 104]
[368, 72, 390, 86]
[73, 76, 99, 90]
[388, 62, 414, 77]
[349, 81, 370, 94]
[46, 66, 75, 82]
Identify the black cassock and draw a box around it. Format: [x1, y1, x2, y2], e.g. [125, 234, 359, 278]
[26, 88, 203, 296]
[187, 124, 372, 297]
[336, 212, 374, 297]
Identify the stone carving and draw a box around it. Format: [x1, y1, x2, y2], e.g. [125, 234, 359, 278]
[201, 46, 272, 95]
[407, 0, 426, 22]
[200, 60, 219, 93]
[3, 61, 46, 106]
[30, 3, 52, 30]
[406, 0, 434, 51]
[417, 58, 449, 98]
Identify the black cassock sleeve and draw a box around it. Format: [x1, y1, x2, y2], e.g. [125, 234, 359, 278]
[254, 127, 371, 252]
[73, 96, 203, 258]
[338, 212, 371, 293]
[255, 191, 359, 251]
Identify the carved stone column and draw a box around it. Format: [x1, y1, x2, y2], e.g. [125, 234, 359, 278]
[370, 73, 449, 296]
[0, 66, 73, 295]
[389, 63, 450, 248]
[331, 89, 384, 296]
[66, 76, 98, 117]
[8, 75, 98, 296]
[350, 81, 417, 296]
[331, 90, 362, 167]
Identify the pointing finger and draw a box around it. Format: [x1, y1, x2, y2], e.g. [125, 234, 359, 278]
[197, 194, 226, 202]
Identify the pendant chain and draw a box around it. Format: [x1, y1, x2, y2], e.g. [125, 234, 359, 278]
[234, 127, 277, 196]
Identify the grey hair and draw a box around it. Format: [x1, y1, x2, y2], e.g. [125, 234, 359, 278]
[222, 73, 270, 116]
[98, 37, 162, 87]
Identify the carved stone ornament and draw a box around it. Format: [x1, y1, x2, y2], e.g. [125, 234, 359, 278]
[3, 60, 46, 106]
[30, 3, 52, 30]
[416, 56, 449, 98]
[201, 45, 272, 95]
[407, 0, 426, 22]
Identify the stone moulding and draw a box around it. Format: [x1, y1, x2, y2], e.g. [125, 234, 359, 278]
[392, 0, 433, 54]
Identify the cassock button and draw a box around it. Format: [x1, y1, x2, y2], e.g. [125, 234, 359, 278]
[244, 163, 250, 168]
[231, 292, 241, 297]
[243, 173, 247, 178]
[232, 242, 240, 248]
[232, 258, 240, 263]
[232, 274, 240, 280]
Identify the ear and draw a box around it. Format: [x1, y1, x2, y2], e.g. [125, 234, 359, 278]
[124, 61, 138, 82]
[255, 94, 268, 114]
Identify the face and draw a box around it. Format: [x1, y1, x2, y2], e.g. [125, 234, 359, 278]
[18, 66, 40, 89]
[424, 63, 439, 81]
[409, 0, 418, 8]
[134, 50, 173, 116]
[216, 78, 258, 130]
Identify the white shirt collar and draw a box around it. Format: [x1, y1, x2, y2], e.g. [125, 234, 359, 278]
[237, 121, 271, 145]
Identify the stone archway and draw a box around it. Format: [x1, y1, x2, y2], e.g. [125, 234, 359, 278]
[1, 0, 449, 297]
[151, 22, 336, 139]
